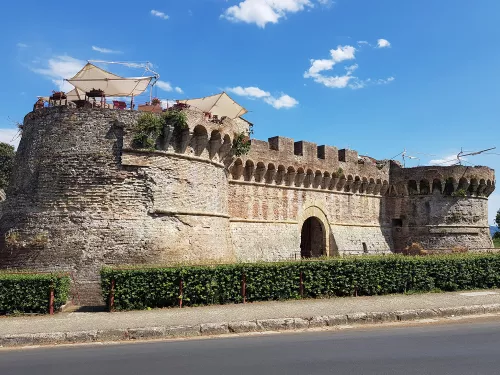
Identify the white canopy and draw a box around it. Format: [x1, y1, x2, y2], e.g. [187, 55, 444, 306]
[65, 88, 86, 101]
[178, 92, 247, 119]
[66, 63, 153, 97]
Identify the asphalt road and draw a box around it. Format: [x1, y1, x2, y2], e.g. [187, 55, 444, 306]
[2, 319, 500, 375]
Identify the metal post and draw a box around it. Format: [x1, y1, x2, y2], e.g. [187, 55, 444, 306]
[49, 286, 54, 315]
[109, 278, 115, 312]
[242, 272, 246, 304]
[179, 279, 183, 308]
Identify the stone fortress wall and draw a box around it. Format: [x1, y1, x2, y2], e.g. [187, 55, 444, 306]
[0, 106, 495, 303]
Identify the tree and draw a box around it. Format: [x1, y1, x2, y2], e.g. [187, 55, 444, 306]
[494, 209, 500, 239]
[0, 142, 15, 191]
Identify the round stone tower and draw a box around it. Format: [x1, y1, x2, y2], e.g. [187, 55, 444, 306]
[389, 163, 496, 250]
[0, 106, 245, 304]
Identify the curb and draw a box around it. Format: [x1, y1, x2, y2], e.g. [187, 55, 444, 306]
[2, 303, 500, 348]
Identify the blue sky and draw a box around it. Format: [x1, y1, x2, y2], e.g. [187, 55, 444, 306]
[1, 0, 499, 222]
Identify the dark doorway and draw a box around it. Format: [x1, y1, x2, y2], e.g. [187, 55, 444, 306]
[300, 217, 325, 258]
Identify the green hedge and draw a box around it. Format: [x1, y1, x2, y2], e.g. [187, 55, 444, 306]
[0, 272, 71, 314]
[101, 253, 500, 311]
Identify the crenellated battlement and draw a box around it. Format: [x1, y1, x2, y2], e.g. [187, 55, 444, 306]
[16, 107, 496, 201]
[227, 135, 389, 196]
[389, 163, 495, 197]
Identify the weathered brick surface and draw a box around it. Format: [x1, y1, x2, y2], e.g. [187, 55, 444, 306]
[0, 107, 495, 304]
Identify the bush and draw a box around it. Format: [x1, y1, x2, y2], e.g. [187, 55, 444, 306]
[101, 253, 500, 311]
[232, 133, 251, 157]
[132, 113, 164, 150]
[132, 110, 188, 150]
[402, 242, 427, 256]
[0, 272, 70, 314]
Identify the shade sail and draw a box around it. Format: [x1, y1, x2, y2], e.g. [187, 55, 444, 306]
[66, 63, 153, 97]
[178, 92, 247, 119]
[65, 88, 86, 101]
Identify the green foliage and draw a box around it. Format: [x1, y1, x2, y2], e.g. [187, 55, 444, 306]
[452, 188, 467, 197]
[132, 113, 164, 150]
[101, 253, 500, 311]
[336, 167, 344, 178]
[0, 142, 15, 190]
[132, 111, 188, 150]
[232, 133, 251, 157]
[163, 110, 188, 130]
[493, 237, 500, 248]
[496, 209, 500, 231]
[0, 272, 70, 314]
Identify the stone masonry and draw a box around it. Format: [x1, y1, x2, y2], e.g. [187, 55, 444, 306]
[0, 106, 495, 304]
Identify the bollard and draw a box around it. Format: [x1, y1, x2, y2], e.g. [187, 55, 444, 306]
[179, 279, 183, 308]
[242, 272, 246, 304]
[109, 279, 115, 312]
[49, 286, 55, 315]
[299, 270, 304, 298]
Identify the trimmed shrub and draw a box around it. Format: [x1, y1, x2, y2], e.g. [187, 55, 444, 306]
[101, 253, 500, 311]
[0, 272, 70, 314]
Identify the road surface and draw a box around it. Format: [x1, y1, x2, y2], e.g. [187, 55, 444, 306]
[2, 319, 500, 374]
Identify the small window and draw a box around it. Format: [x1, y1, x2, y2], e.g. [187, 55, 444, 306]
[362, 242, 368, 253]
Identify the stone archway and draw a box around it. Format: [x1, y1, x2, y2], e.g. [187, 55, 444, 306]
[298, 205, 337, 258]
[300, 217, 325, 258]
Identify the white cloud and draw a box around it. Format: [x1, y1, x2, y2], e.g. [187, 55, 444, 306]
[345, 64, 358, 73]
[304, 45, 356, 79]
[376, 76, 395, 84]
[156, 81, 173, 92]
[92, 46, 122, 54]
[0, 128, 20, 149]
[314, 74, 352, 88]
[304, 43, 394, 89]
[151, 10, 169, 20]
[222, 0, 313, 28]
[17, 43, 28, 48]
[330, 45, 356, 62]
[264, 94, 299, 109]
[429, 154, 463, 166]
[304, 45, 356, 88]
[227, 86, 298, 109]
[357, 40, 369, 45]
[348, 76, 394, 89]
[305, 59, 335, 76]
[226, 86, 270, 98]
[377, 38, 391, 48]
[157, 81, 183, 94]
[317, 0, 334, 7]
[160, 99, 177, 109]
[31, 55, 85, 91]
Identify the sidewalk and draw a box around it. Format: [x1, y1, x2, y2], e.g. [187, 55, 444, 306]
[2, 289, 500, 347]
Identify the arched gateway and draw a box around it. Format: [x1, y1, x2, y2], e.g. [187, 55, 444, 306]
[300, 217, 325, 258]
[299, 205, 336, 258]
